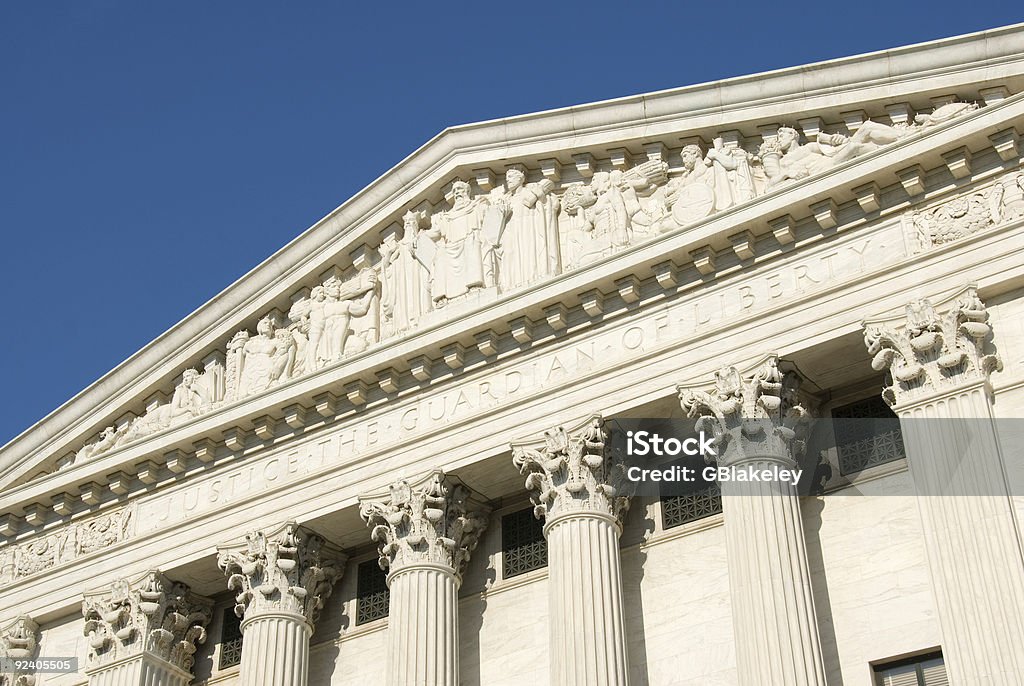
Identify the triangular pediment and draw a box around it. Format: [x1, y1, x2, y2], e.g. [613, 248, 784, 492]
[2, 24, 1023, 511]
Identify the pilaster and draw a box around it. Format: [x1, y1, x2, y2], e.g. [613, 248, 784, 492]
[864, 285, 1024, 684]
[359, 470, 489, 686]
[679, 356, 826, 686]
[512, 415, 633, 686]
[216, 521, 344, 686]
[82, 571, 213, 686]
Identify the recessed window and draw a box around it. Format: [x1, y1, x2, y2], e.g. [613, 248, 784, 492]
[661, 480, 722, 529]
[356, 558, 390, 624]
[831, 395, 905, 475]
[502, 507, 547, 578]
[873, 651, 947, 686]
[218, 607, 242, 669]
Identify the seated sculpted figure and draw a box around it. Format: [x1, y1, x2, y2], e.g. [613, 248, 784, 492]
[764, 122, 902, 186]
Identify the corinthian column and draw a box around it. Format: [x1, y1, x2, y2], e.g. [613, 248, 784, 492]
[864, 285, 1024, 684]
[217, 522, 344, 686]
[359, 470, 489, 686]
[511, 415, 633, 686]
[679, 356, 826, 686]
[82, 571, 213, 686]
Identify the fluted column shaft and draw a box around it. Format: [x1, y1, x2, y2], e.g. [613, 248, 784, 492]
[237, 612, 311, 686]
[385, 564, 460, 686]
[865, 287, 1024, 684]
[895, 383, 1024, 684]
[85, 654, 190, 686]
[360, 470, 489, 686]
[719, 456, 826, 686]
[679, 356, 826, 686]
[545, 511, 629, 686]
[513, 416, 633, 686]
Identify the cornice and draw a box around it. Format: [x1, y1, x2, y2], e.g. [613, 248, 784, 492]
[2, 24, 1023, 491]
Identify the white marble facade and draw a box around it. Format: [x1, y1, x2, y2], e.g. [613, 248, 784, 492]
[3, 24, 1024, 686]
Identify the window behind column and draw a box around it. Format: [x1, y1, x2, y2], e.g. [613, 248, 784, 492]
[661, 478, 722, 529]
[831, 395, 906, 475]
[501, 507, 547, 578]
[873, 651, 947, 685]
[218, 607, 242, 669]
[356, 558, 390, 624]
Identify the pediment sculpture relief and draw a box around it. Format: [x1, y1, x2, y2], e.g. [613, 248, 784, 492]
[62, 98, 990, 470]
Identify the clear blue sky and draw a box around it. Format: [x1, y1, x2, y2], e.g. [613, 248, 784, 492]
[1, 2, 1021, 445]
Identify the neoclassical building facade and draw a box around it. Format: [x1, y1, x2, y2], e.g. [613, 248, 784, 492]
[2, 24, 1024, 686]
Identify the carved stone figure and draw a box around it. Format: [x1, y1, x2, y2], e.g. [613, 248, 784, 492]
[322, 268, 378, 364]
[492, 167, 561, 290]
[237, 316, 287, 397]
[914, 100, 979, 128]
[663, 140, 756, 227]
[418, 180, 494, 305]
[380, 212, 431, 335]
[762, 122, 903, 187]
[75, 425, 122, 463]
[562, 160, 668, 266]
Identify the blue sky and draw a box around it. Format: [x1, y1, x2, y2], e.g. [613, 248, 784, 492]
[1, 2, 1021, 445]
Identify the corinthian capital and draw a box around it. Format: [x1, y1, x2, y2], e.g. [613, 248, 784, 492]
[359, 470, 490, 581]
[1, 615, 39, 686]
[81, 571, 213, 673]
[217, 522, 344, 627]
[511, 415, 632, 524]
[678, 355, 810, 467]
[863, 285, 1002, 407]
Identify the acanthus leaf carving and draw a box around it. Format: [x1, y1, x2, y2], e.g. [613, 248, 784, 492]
[358, 470, 490, 581]
[0, 616, 39, 686]
[863, 286, 1002, 407]
[677, 355, 811, 467]
[81, 570, 212, 673]
[216, 521, 344, 627]
[511, 415, 632, 524]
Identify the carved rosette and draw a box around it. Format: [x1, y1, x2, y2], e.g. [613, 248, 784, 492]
[678, 355, 810, 467]
[863, 286, 1002, 408]
[81, 571, 213, 673]
[1, 616, 39, 686]
[217, 522, 344, 627]
[359, 470, 490, 581]
[511, 415, 632, 525]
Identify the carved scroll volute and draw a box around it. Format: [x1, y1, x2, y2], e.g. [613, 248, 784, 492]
[863, 285, 1002, 409]
[81, 570, 213, 673]
[216, 522, 344, 628]
[511, 415, 633, 526]
[359, 470, 490, 582]
[677, 354, 811, 467]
